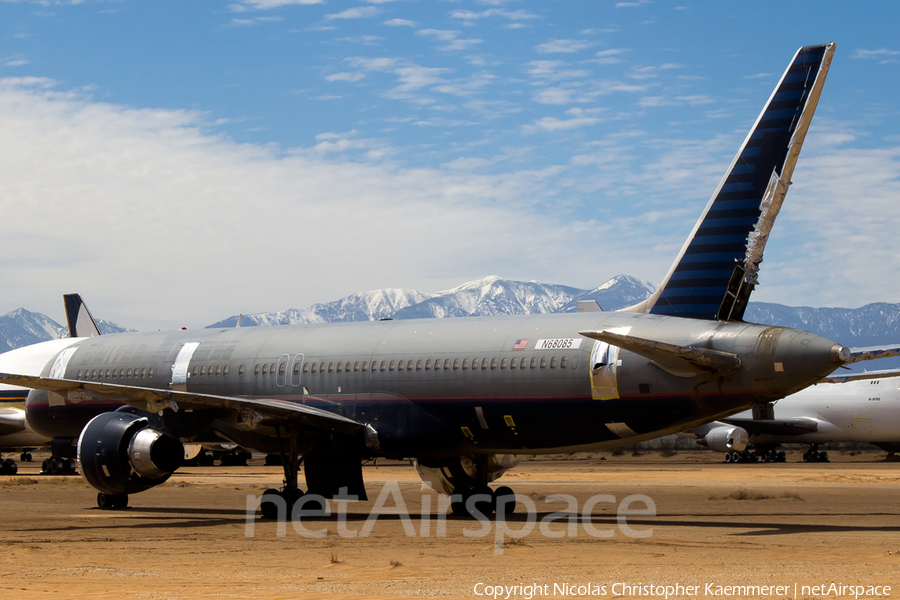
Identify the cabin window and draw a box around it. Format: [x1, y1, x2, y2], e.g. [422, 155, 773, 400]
[425, 359, 432, 371]
[148, 368, 154, 377]
[407, 360, 413, 371]
[462, 358, 469, 370]
[354, 361, 360, 373]
[500, 358, 508, 369]
[481, 358, 489, 370]
[560, 356, 568, 369]
[380, 361, 387, 372]
[192, 366, 199, 376]
[416, 360, 423, 372]
[510, 357, 518, 369]
[223, 365, 229, 376]
[362, 361, 368, 373]
[540, 357, 548, 369]
[91, 369, 97, 379]
[399, 361, 405, 372]
[261, 364, 268, 375]
[254, 364, 261, 376]
[336, 362, 343, 374]
[293, 362, 301, 375]
[217, 365, 223, 376]
[126, 368, 132, 378]
[141, 368, 146, 378]
[530, 357, 537, 369]
[490, 358, 498, 370]
[453, 359, 460, 370]
[328, 362, 334, 373]
[105, 369, 111, 379]
[239, 365, 245, 376]
[442, 359, 449, 370]
[550, 357, 558, 369]
[302, 363, 309, 374]
[270, 362, 276, 374]
[389, 360, 396, 372]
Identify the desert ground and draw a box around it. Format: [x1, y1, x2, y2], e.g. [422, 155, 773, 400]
[1, 449, 899, 600]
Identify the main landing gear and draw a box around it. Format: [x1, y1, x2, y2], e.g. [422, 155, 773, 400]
[97, 493, 129, 509]
[20, 452, 33, 462]
[0, 455, 18, 475]
[41, 456, 78, 475]
[450, 485, 517, 517]
[723, 447, 786, 464]
[802, 444, 829, 463]
[260, 429, 311, 520]
[446, 456, 518, 518]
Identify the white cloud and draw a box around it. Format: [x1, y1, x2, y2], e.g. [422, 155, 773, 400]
[326, 72, 365, 82]
[522, 114, 601, 134]
[638, 95, 712, 107]
[449, 8, 540, 22]
[230, 0, 322, 11]
[851, 48, 900, 64]
[535, 39, 592, 54]
[416, 29, 482, 52]
[326, 6, 379, 19]
[2, 78, 659, 329]
[384, 18, 414, 26]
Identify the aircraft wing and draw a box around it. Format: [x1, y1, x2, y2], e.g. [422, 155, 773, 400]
[820, 367, 900, 384]
[844, 344, 900, 365]
[0, 372, 364, 435]
[721, 416, 819, 436]
[579, 330, 741, 377]
[0, 408, 27, 436]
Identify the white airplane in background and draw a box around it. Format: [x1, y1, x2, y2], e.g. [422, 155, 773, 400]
[0, 384, 51, 474]
[684, 370, 900, 463]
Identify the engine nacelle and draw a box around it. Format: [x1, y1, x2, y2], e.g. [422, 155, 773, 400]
[78, 412, 184, 495]
[705, 425, 749, 453]
[414, 455, 520, 495]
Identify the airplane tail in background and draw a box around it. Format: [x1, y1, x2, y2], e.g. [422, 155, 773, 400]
[63, 293, 102, 338]
[626, 43, 835, 321]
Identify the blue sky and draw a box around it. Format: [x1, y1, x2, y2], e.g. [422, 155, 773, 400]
[1, 0, 899, 330]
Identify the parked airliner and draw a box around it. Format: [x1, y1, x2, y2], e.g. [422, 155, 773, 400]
[2, 43, 886, 517]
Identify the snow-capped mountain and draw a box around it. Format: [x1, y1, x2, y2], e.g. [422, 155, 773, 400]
[0, 308, 132, 352]
[207, 275, 655, 326]
[0, 308, 68, 352]
[207, 288, 435, 327]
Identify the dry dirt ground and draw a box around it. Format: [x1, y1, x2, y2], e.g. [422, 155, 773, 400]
[1, 450, 899, 599]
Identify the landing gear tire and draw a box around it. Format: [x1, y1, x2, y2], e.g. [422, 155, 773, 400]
[776, 451, 786, 462]
[724, 452, 732, 463]
[20, 452, 32, 462]
[494, 486, 516, 516]
[1, 458, 17, 475]
[97, 493, 128, 509]
[819, 451, 829, 462]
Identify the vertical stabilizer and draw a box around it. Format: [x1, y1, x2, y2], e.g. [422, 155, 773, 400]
[63, 294, 102, 338]
[626, 43, 835, 320]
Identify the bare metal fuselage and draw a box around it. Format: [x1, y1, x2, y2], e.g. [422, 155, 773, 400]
[24, 311, 843, 457]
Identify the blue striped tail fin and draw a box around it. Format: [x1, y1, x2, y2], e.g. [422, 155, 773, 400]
[628, 43, 835, 321]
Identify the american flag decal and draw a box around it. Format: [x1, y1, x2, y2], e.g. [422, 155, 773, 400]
[512, 339, 528, 350]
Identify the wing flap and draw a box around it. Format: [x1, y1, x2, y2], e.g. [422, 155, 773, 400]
[0, 373, 364, 435]
[579, 330, 741, 378]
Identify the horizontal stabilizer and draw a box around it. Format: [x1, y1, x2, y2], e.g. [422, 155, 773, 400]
[722, 416, 819, 436]
[842, 345, 900, 365]
[579, 330, 741, 378]
[820, 367, 900, 384]
[0, 372, 364, 435]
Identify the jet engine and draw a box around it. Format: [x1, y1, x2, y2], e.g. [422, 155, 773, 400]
[705, 425, 749, 453]
[414, 455, 520, 495]
[78, 412, 184, 496]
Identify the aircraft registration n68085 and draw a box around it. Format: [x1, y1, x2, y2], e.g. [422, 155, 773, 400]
[0, 43, 885, 517]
